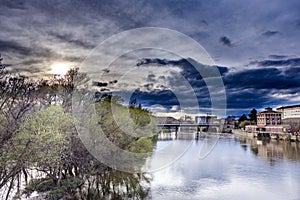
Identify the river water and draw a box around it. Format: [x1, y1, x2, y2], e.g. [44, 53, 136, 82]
[147, 133, 300, 200]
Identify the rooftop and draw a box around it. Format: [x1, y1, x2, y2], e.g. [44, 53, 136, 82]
[277, 104, 300, 110]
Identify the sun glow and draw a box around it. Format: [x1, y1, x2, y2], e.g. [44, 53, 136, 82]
[50, 63, 69, 76]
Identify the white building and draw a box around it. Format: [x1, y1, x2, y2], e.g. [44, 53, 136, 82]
[195, 114, 217, 124]
[277, 105, 300, 119]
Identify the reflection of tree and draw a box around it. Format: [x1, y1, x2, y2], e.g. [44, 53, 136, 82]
[82, 170, 151, 199]
[242, 137, 300, 164]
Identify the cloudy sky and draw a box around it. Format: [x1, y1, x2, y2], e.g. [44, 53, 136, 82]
[1, 0, 300, 118]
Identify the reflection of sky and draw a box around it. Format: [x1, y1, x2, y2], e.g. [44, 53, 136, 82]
[149, 136, 300, 200]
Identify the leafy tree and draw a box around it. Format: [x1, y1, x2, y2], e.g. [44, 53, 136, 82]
[249, 108, 257, 124]
[238, 114, 248, 123]
[238, 114, 248, 129]
[239, 120, 251, 129]
[12, 105, 74, 186]
[0, 62, 156, 199]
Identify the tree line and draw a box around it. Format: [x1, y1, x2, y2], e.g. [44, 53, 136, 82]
[0, 55, 157, 199]
[238, 108, 257, 129]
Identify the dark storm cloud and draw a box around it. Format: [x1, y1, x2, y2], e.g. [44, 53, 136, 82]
[2, 0, 27, 10]
[223, 66, 300, 110]
[49, 32, 95, 49]
[92, 81, 108, 87]
[147, 74, 156, 82]
[143, 83, 154, 91]
[134, 56, 300, 111]
[1, 0, 300, 116]
[285, 66, 300, 76]
[268, 55, 288, 59]
[250, 58, 300, 67]
[226, 88, 272, 109]
[224, 68, 299, 90]
[137, 58, 169, 66]
[0, 40, 54, 59]
[0, 40, 32, 56]
[137, 57, 229, 78]
[262, 30, 280, 37]
[130, 89, 180, 108]
[102, 68, 110, 73]
[219, 36, 232, 47]
[109, 80, 118, 84]
[201, 19, 208, 26]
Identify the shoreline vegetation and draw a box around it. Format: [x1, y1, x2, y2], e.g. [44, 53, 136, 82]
[0, 61, 158, 199]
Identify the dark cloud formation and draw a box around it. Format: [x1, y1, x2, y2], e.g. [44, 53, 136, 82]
[109, 80, 118, 84]
[219, 36, 232, 47]
[147, 74, 156, 82]
[130, 57, 300, 115]
[201, 19, 208, 26]
[102, 68, 110, 73]
[49, 32, 95, 49]
[2, 0, 27, 10]
[262, 30, 280, 37]
[224, 60, 300, 110]
[92, 81, 108, 87]
[1, 0, 300, 116]
[137, 57, 229, 78]
[129, 89, 180, 109]
[250, 58, 300, 67]
[0, 40, 32, 56]
[268, 55, 288, 59]
[0, 40, 54, 59]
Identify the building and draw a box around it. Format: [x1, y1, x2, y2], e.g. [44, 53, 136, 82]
[223, 116, 237, 132]
[195, 114, 217, 124]
[276, 105, 300, 119]
[257, 107, 282, 126]
[245, 107, 289, 133]
[277, 105, 300, 132]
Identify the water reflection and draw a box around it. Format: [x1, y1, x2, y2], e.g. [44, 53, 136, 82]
[239, 137, 300, 163]
[148, 133, 300, 200]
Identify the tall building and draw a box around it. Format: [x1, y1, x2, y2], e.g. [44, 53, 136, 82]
[276, 105, 300, 119]
[277, 105, 300, 132]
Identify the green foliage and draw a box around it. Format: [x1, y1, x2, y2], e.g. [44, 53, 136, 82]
[48, 187, 65, 200]
[239, 120, 251, 129]
[249, 108, 257, 123]
[94, 98, 157, 150]
[23, 177, 84, 199]
[238, 114, 248, 123]
[0, 64, 156, 199]
[129, 137, 153, 153]
[23, 178, 54, 195]
[13, 105, 73, 166]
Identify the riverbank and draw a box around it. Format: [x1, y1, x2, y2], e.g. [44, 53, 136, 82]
[232, 129, 300, 142]
[232, 129, 255, 138]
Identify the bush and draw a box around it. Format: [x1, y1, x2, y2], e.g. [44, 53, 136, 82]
[23, 177, 84, 199]
[23, 178, 54, 195]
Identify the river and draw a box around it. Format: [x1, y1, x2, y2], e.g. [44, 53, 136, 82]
[147, 133, 300, 200]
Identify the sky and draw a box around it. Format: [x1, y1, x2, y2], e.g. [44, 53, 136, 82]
[0, 0, 300, 118]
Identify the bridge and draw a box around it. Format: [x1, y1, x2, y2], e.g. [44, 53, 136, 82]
[156, 123, 223, 134]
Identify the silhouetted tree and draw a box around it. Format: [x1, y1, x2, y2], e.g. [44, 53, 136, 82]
[238, 114, 248, 123]
[249, 108, 257, 124]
